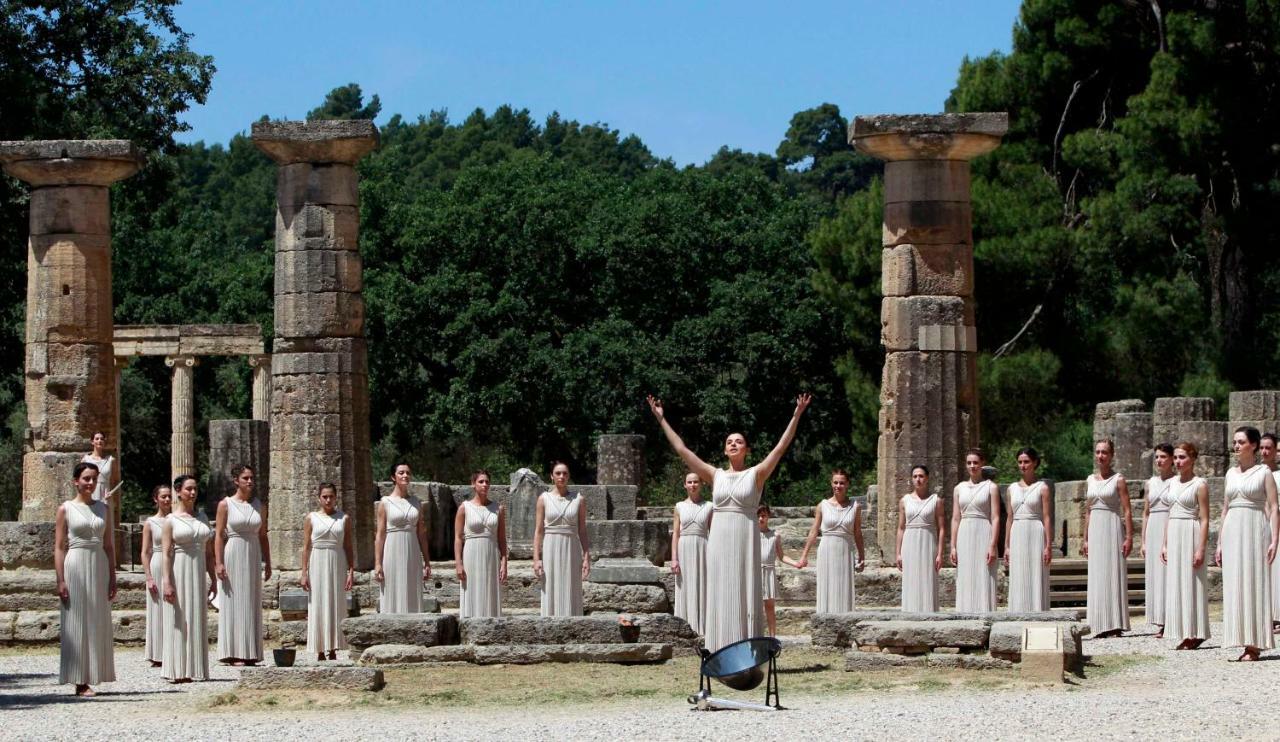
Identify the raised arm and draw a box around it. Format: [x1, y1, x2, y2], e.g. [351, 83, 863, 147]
[756, 393, 813, 483]
[648, 395, 716, 483]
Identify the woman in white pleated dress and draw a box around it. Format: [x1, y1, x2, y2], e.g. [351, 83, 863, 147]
[1262, 433, 1280, 633]
[951, 449, 999, 612]
[215, 465, 270, 665]
[1161, 442, 1210, 650]
[796, 469, 865, 613]
[1084, 440, 1132, 637]
[141, 484, 172, 667]
[56, 462, 116, 697]
[455, 470, 507, 618]
[375, 463, 431, 613]
[1142, 444, 1175, 636]
[1005, 447, 1052, 611]
[534, 462, 590, 616]
[897, 466, 944, 612]
[648, 393, 811, 653]
[671, 472, 713, 634]
[162, 475, 216, 682]
[1214, 426, 1279, 661]
[302, 483, 354, 660]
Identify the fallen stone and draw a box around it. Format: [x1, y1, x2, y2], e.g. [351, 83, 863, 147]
[0, 523, 57, 568]
[459, 613, 698, 650]
[988, 622, 1084, 670]
[341, 613, 457, 658]
[810, 610, 1080, 648]
[587, 558, 660, 584]
[585, 583, 669, 613]
[853, 620, 990, 650]
[238, 666, 384, 691]
[358, 644, 476, 665]
[471, 642, 671, 665]
[844, 651, 926, 670]
[926, 653, 1014, 670]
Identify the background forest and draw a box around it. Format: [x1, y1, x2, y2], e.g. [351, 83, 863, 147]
[3, 0, 1280, 519]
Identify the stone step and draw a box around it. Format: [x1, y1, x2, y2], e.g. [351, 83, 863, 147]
[238, 666, 384, 691]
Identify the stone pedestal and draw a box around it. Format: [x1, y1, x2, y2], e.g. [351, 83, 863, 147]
[0, 140, 141, 522]
[166, 354, 198, 482]
[254, 120, 378, 570]
[851, 114, 1007, 555]
[597, 434, 645, 486]
[207, 419, 269, 515]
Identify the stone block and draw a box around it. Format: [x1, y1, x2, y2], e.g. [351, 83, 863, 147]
[851, 114, 1008, 160]
[587, 520, 670, 564]
[341, 614, 458, 657]
[1112, 412, 1153, 480]
[585, 583, 669, 613]
[21, 452, 85, 522]
[238, 666, 384, 691]
[882, 160, 972, 204]
[272, 412, 345, 451]
[926, 653, 1013, 670]
[1093, 400, 1147, 442]
[988, 622, 1083, 670]
[0, 522, 57, 568]
[472, 643, 671, 665]
[880, 296, 972, 352]
[1229, 390, 1280, 421]
[852, 620, 990, 650]
[12, 610, 60, 641]
[358, 644, 476, 665]
[881, 243, 973, 298]
[277, 162, 359, 207]
[28, 186, 110, 235]
[0, 140, 142, 184]
[606, 486, 639, 520]
[1178, 420, 1228, 477]
[275, 249, 363, 294]
[597, 434, 646, 486]
[274, 291, 364, 339]
[459, 613, 698, 650]
[207, 419, 269, 508]
[27, 235, 113, 343]
[587, 558, 660, 584]
[843, 650, 926, 670]
[1153, 397, 1215, 428]
[881, 200, 973, 247]
[252, 120, 380, 166]
[272, 345, 368, 374]
[270, 372, 368, 415]
[275, 204, 360, 252]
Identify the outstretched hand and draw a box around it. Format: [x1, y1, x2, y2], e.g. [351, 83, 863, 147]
[646, 395, 664, 420]
[794, 393, 813, 417]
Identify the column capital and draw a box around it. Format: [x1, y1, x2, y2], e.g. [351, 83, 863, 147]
[850, 113, 1008, 162]
[164, 354, 199, 369]
[251, 120, 378, 165]
[0, 140, 143, 186]
[247, 353, 272, 369]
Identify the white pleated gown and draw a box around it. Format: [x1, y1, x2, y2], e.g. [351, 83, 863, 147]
[1144, 475, 1174, 625]
[901, 494, 940, 612]
[59, 500, 115, 686]
[380, 495, 425, 614]
[1221, 465, 1274, 649]
[540, 492, 584, 617]
[460, 500, 502, 618]
[164, 514, 211, 680]
[954, 481, 998, 612]
[218, 498, 264, 661]
[307, 511, 349, 653]
[144, 515, 167, 663]
[1007, 481, 1050, 612]
[816, 499, 858, 613]
[760, 528, 780, 600]
[704, 467, 764, 654]
[1086, 473, 1130, 634]
[1271, 469, 1280, 618]
[1163, 477, 1209, 643]
[673, 499, 712, 634]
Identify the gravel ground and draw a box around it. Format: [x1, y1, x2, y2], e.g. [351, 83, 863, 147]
[4, 624, 1279, 741]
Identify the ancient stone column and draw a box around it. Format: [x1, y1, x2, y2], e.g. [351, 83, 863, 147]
[851, 113, 1007, 556]
[253, 120, 377, 570]
[166, 354, 198, 481]
[248, 354, 272, 422]
[597, 434, 646, 486]
[207, 419, 269, 516]
[0, 140, 141, 522]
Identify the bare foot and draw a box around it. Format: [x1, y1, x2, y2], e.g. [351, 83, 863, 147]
[74, 684, 95, 697]
[1237, 648, 1260, 662]
[230, 659, 246, 667]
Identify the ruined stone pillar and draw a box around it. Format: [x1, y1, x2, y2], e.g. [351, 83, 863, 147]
[851, 114, 1007, 556]
[207, 419, 269, 516]
[597, 434, 646, 486]
[253, 120, 377, 570]
[0, 141, 141, 522]
[166, 354, 198, 481]
[248, 354, 272, 422]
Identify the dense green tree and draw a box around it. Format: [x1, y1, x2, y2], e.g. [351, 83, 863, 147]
[307, 83, 382, 121]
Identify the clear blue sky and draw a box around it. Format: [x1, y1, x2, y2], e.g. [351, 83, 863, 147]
[173, 0, 1021, 165]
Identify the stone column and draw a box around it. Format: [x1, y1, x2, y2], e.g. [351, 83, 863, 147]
[254, 120, 378, 570]
[207, 419, 269, 517]
[248, 354, 272, 422]
[597, 434, 646, 486]
[851, 113, 1007, 556]
[166, 355, 198, 481]
[0, 140, 141, 522]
